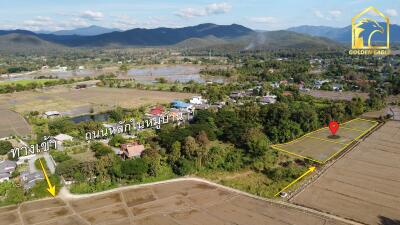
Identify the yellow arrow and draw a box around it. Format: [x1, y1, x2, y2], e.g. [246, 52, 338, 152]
[274, 166, 316, 197]
[39, 159, 56, 197]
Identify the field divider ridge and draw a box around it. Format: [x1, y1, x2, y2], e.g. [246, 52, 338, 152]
[304, 135, 344, 144]
[271, 146, 323, 164]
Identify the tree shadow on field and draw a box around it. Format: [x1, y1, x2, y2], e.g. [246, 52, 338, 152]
[379, 216, 400, 225]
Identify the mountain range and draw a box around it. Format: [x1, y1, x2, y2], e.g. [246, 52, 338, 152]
[0, 22, 398, 51]
[50, 25, 122, 36]
[0, 23, 340, 51]
[287, 23, 400, 43]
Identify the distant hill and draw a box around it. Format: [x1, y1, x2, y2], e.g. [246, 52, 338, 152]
[176, 30, 342, 51]
[33, 23, 254, 47]
[0, 33, 65, 53]
[50, 25, 122, 36]
[288, 24, 400, 43]
[239, 31, 341, 49]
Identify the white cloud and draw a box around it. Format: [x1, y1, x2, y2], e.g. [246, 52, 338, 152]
[313, 10, 324, 19]
[205, 3, 232, 15]
[110, 15, 178, 30]
[19, 16, 89, 31]
[313, 9, 342, 20]
[248, 16, 277, 24]
[386, 9, 398, 17]
[80, 10, 104, 21]
[175, 8, 207, 18]
[329, 10, 342, 18]
[175, 2, 232, 19]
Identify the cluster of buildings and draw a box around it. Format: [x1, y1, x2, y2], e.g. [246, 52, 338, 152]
[229, 89, 278, 105]
[0, 160, 44, 191]
[0, 160, 16, 183]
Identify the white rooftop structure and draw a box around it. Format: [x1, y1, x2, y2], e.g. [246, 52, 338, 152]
[190, 96, 207, 105]
[54, 134, 73, 142]
[44, 111, 61, 117]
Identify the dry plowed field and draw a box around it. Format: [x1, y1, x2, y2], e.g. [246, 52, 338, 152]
[292, 121, 400, 225]
[0, 180, 349, 225]
[272, 118, 378, 163]
[0, 108, 31, 137]
[0, 87, 193, 116]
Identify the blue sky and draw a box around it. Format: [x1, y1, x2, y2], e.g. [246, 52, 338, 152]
[0, 0, 398, 31]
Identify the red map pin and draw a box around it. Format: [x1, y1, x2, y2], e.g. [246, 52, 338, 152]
[329, 121, 339, 135]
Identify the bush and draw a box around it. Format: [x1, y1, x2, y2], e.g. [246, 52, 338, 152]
[120, 158, 149, 180]
[108, 134, 126, 147]
[34, 158, 49, 172]
[0, 140, 13, 155]
[50, 151, 72, 163]
[173, 159, 195, 176]
[90, 142, 113, 158]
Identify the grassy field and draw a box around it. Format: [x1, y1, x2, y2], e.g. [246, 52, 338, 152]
[0, 108, 32, 138]
[0, 86, 193, 116]
[0, 79, 56, 86]
[272, 118, 379, 163]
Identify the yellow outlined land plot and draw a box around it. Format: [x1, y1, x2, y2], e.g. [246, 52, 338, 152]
[272, 118, 379, 164]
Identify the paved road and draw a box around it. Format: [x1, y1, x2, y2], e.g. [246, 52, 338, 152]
[28, 155, 38, 173]
[43, 152, 56, 174]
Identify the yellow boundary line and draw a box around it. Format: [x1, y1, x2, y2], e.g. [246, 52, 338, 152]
[340, 127, 365, 132]
[271, 118, 379, 164]
[322, 120, 379, 163]
[271, 146, 323, 164]
[304, 135, 343, 144]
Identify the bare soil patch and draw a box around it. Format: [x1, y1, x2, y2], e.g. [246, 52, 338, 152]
[293, 121, 400, 225]
[0, 180, 349, 225]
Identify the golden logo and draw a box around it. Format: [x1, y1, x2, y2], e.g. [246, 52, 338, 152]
[349, 6, 390, 55]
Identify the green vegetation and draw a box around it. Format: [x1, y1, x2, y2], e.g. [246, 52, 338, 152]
[0, 140, 13, 155]
[34, 158, 49, 173]
[50, 151, 72, 163]
[0, 79, 75, 94]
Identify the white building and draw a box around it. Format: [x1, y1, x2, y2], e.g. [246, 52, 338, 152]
[53, 134, 73, 146]
[44, 111, 61, 118]
[260, 94, 277, 105]
[190, 96, 207, 105]
[0, 160, 17, 183]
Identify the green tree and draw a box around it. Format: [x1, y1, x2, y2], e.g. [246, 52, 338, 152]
[141, 148, 162, 176]
[169, 141, 181, 164]
[183, 136, 199, 159]
[90, 142, 113, 158]
[108, 134, 126, 147]
[120, 158, 149, 180]
[245, 128, 270, 158]
[48, 117, 76, 135]
[0, 140, 13, 155]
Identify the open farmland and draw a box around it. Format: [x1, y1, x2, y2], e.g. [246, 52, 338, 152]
[272, 118, 378, 163]
[0, 179, 351, 225]
[292, 121, 400, 225]
[305, 90, 369, 101]
[0, 108, 31, 137]
[0, 86, 193, 116]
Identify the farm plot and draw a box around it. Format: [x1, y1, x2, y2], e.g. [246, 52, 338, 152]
[0, 108, 31, 138]
[0, 179, 349, 225]
[292, 121, 400, 225]
[0, 86, 193, 116]
[272, 118, 378, 163]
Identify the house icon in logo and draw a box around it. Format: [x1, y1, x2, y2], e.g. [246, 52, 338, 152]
[352, 6, 390, 50]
